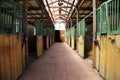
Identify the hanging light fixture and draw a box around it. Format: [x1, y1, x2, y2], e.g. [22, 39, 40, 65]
[58, 0, 63, 6]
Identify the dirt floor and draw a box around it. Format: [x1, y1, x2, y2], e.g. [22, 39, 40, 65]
[19, 43, 103, 80]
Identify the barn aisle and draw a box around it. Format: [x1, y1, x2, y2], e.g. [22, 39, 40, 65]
[19, 43, 102, 80]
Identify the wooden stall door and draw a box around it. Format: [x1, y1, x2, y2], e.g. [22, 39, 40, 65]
[99, 36, 107, 78]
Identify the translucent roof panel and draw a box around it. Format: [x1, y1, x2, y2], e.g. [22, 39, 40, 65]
[43, 0, 78, 22]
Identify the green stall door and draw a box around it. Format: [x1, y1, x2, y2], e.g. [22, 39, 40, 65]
[0, 0, 22, 34]
[36, 21, 43, 35]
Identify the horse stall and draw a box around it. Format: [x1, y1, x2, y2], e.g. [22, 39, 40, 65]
[84, 18, 93, 59]
[60, 30, 65, 42]
[66, 29, 71, 46]
[95, 0, 120, 79]
[43, 28, 47, 50]
[46, 28, 50, 49]
[70, 27, 75, 49]
[77, 15, 93, 59]
[77, 20, 85, 58]
[36, 21, 44, 57]
[49, 29, 55, 46]
[0, 1, 23, 80]
[28, 24, 37, 61]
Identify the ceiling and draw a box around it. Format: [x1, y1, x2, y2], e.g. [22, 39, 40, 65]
[19, 0, 54, 27]
[43, 0, 77, 22]
[18, 0, 105, 27]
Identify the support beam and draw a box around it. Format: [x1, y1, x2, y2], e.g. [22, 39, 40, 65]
[92, 0, 97, 66]
[50, 6, 71, 8]
[66, 0, 75, 21]
[54, 16, 66, 20]
[45, 0, 55, 22]
[61, 8, 69, 13]
[51, 9, 69, 13]
[52, 14, 67, 16]
[62, 0, 73, 5]
[49, 0, 58, 5]
[23, 0, 29, 65]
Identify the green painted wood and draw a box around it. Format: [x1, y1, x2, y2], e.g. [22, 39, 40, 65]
[36, 21, 43, 35]
[70, 27, 75, 37]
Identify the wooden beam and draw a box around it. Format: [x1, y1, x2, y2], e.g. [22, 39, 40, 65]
[51, 9, 69, 13]
[66, 0, 75, 21]
[52, 14, 67, 16]
[28, 17, 48, 19]
[45, 0, 55, 22]
[54, 18, 66, 21]
[61, 8, 69, 13]
[49, 0, 58, 5]
[50, 6, 71, 8]
[78, 7, 92, 10]
[28, 7, 40, 10]
[62, 0, 73, 5]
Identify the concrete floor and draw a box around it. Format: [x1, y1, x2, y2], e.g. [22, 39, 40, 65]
[19, 43, 103, 80]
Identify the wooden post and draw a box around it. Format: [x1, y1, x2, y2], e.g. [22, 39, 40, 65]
[23, 0, 28, 65]
[92, 0, 97, 66]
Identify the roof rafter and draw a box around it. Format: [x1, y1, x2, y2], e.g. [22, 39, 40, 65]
[62, 0, 73, 6]
[50, 6, 71, 8]
[49, 0, 58, 5]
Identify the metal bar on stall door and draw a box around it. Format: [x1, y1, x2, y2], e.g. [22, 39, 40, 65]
[0, 1, 2, 33]
[2, 2, 5, 32]
[8, 3, 10, 33]
[117, 0, 119, 31]
[112, 1, 113, 32]
[114, 0, 116, 31]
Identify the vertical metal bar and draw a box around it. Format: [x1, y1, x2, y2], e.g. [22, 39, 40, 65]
[20, 7, 22, 34]
[114, 0, 117, 31]
[3, 1, 5, 33]
[70, 18, 72, 29]
[117, 0, 119, 30]
[110, 2, 112, 32]
[74, 7, 78, 37]
[42, 6, 44, 36]
[23, 0, 28, 65]
[112, 1, 113, 32]
[93, 0, 97, 65]
[0, 1, 2, 33]
[8, 3, 10, 33]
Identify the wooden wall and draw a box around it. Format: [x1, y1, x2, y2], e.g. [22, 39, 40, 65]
[37, 35, 43, 57]
[95, 35, 120, 80]
[49, 37, 54, 46]
[60, 30, 65, 42]
[0, 35, 23, 80]
[46, 36, 49, 49]
[77, 37, 84, 58]
[71, 37, 75, 49]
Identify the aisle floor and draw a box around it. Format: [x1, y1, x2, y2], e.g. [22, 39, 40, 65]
[19, 43, 103, 80]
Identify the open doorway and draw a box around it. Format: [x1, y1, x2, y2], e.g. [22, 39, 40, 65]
[84, 18, 93, 59]
[28, 24, 37, 62]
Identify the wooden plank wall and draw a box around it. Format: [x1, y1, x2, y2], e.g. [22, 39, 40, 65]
[46, 36, 49, 49]
[95, 35, 120, 80]
[0, 35, 23, 80]
[77, 37, 84, 58]
[68, 38, 70, 46]
[71, 37, 74, 49]
[99, 36, 107, 78]
[95, 36, 100, 70]
[37, 35, 43, 57]
[60, 30, 65, 42]
[50, 37, 52, 46]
